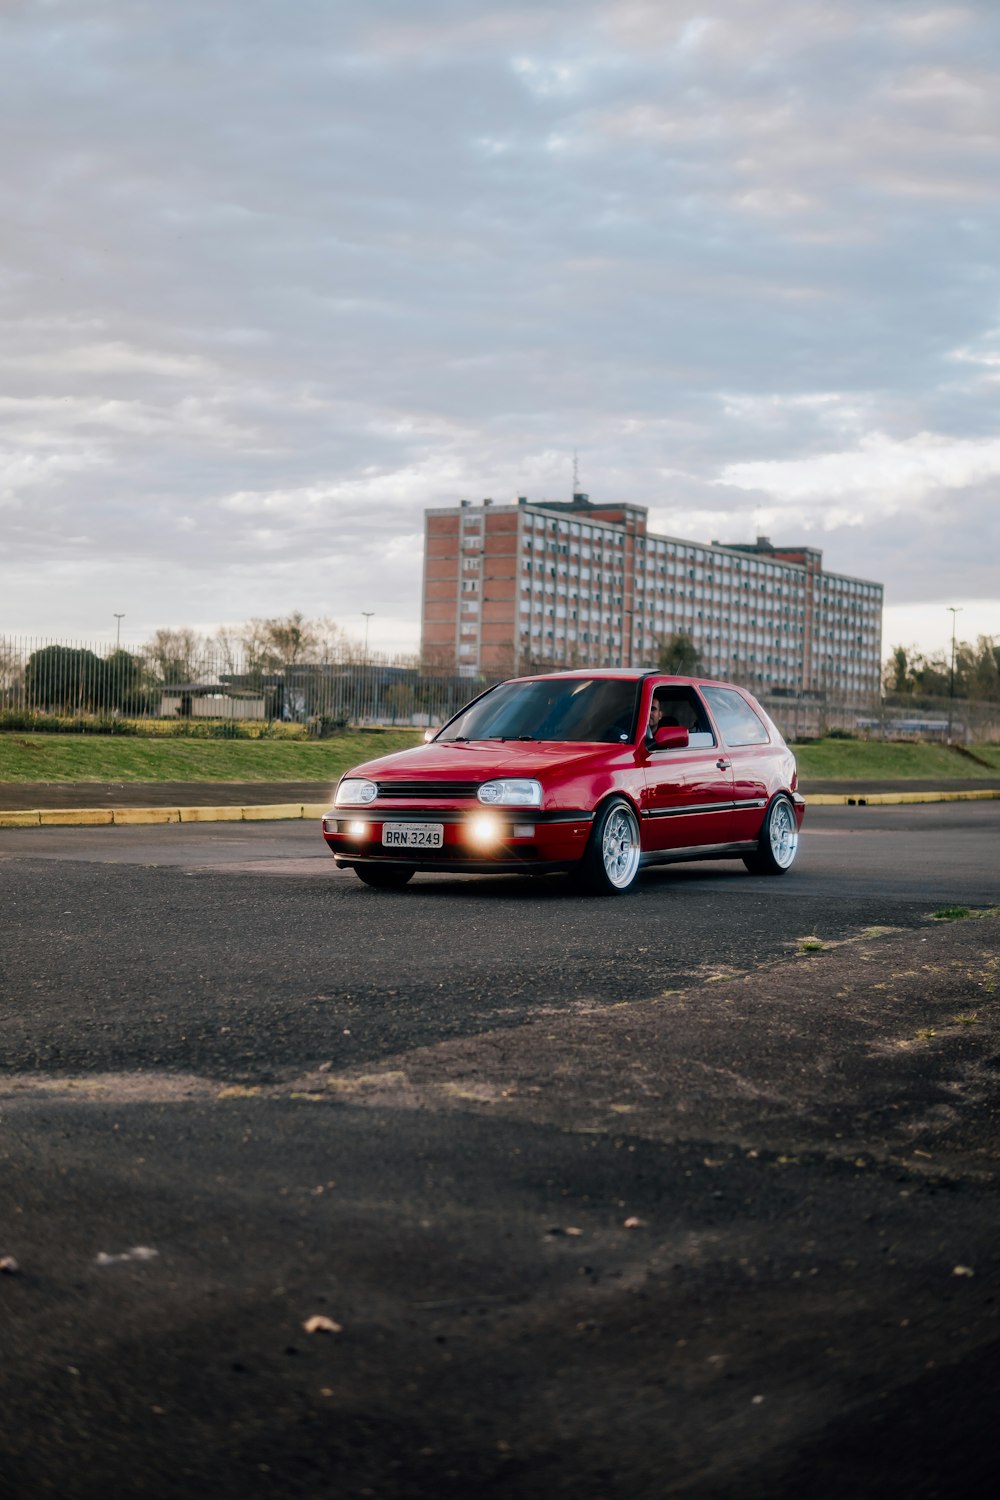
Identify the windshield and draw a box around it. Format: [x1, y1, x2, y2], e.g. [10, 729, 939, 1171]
[438, 677, 640, 744]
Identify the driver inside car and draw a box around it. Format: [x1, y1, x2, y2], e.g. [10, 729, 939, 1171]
[647, 693, 680, 743]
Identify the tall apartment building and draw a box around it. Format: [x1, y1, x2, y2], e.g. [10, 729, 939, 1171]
[421, 494, 883, 700]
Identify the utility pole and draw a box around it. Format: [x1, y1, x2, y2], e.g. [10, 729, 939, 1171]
[362, 612, 374, 659]
[947, 606, 962, 741]
[113, 613, 124, 648]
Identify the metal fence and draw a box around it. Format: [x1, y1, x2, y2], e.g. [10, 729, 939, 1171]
[1, 635, 998, 741]
[0, 635, 497, 730]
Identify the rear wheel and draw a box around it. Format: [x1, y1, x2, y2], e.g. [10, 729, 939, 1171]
[354, 863, 415, 889]
[743, 795, 798, 876]
[576, 797, 642, 895]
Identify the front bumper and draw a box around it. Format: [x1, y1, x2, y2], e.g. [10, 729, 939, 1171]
[321, 808, 593, 873]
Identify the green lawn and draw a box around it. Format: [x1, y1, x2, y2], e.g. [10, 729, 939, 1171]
[791, 738, 999, 782]
[0, 730, 423, 784]
[969, 742, 1000, 771]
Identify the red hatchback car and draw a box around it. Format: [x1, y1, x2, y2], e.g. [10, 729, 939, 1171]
[322, 670, 805, 895]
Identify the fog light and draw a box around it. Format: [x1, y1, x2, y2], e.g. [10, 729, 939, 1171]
[467, 812, 503, 846]
[513, 824, 535, 839]
[347, 820, 369, 837]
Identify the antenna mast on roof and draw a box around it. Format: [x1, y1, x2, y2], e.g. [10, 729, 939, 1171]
[572, 449, 579, 497]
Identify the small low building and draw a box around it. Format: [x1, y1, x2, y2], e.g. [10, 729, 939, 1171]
[159, 683, 267, 720]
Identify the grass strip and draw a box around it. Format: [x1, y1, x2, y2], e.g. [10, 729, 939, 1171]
[0, 730, 423, 784]
[790, 739, 999, 781]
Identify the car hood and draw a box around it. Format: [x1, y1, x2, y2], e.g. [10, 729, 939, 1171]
[341, 739, 620, 783]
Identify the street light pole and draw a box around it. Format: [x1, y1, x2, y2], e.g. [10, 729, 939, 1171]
[113, 613, 125, 648]
[947, 605, 962, 741]
[360, 613, 375, 726]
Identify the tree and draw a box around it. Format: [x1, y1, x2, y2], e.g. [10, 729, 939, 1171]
[968, 635, 1000, 701]
[146, 628, 209, 684]
[211, 626, 243, 676]
[103, 649, 150, 714]
[885, 645, 911, 695]
[882, 635, 1000, 703]
[24, 646, 103, 712]
[236, 613, 352, 672]
[308, 617, 353, 664]
[0, 639, 22, 709]
[657, 631, 702, 676]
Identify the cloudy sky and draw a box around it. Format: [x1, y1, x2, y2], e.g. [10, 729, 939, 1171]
[3, 0, 999, 661]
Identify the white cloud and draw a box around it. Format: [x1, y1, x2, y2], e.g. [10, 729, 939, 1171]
[2, 342, 219, 380]
[0, 444, 107, 506]
[718, 432, 1000, 508]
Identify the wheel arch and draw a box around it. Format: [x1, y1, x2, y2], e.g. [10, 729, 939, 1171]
[590, 786, 646, 844]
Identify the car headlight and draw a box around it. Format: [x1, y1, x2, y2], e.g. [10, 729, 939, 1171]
[477, 778, 542, 807]
[335, 778, 378, 806]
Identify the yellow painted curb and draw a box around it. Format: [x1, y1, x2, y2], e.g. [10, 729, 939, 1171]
[113, 807, 180, 825]
[179, 805, 245, 823]
[241, 803, 304, 821]
[38, 808, 114, 826]
[805, 789, 1000, 807]
[0, 803, 324, 827]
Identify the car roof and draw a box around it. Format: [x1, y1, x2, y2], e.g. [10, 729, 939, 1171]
[509, 669, 740, 689]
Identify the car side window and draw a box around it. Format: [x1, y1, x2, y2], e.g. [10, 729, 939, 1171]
[702, 686, 770, 746]
[649, 686, 716, 747]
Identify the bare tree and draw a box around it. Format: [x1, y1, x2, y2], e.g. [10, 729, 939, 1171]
[0, 638, 23, 708]
[237, 612, 357, 671]
[211, 625, 244, 675]
[312, 617, 354, 663]
[145, 628, 210, 684]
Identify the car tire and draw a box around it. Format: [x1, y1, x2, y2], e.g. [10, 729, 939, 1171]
[354, 863, 415, 889]
[576, 797, 642, 895]
[743, 794, 799, 876]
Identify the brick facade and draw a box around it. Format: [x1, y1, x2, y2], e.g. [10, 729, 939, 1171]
[420, 495, 883, 700]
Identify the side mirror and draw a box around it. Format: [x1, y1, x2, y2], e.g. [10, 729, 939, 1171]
[423, 728, 438, 743]
[654, 725, 689, 749]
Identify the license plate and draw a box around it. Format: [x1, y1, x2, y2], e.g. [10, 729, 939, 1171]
[382, 823, 444, 849]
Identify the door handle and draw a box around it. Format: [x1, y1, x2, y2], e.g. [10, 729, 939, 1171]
[716, 758, 731, 770]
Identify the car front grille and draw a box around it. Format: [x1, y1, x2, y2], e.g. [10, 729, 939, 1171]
[375, 780, 480, 799]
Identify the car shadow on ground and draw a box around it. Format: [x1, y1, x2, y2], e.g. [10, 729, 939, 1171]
[341, 862, 752, 902]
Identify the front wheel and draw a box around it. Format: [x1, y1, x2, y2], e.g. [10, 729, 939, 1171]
[576, 797, 642, 895]
[354, 863, 415, 889]
[743, 795, 799, 876]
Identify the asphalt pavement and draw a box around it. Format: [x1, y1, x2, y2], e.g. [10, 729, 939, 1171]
[2, 804, 999, 1499]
